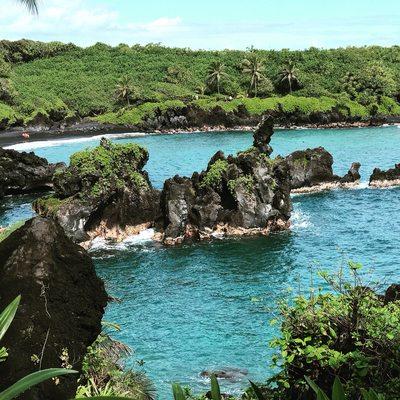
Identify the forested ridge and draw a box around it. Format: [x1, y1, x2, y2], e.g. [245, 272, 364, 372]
[2, 40, 400, 129]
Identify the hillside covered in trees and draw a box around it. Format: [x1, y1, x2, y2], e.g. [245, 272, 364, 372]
[2, 40, 400, 130]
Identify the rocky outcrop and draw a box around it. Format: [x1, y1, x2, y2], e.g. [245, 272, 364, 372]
[0, 147, 64, 198]
[159, 116, 292, 244]
[340, 162, 361, 184]
[34, 138, 160, 243]
[200, 367, 248, 382]
[285, 147, 361, 193]
[369, 163, 400, 187]
[0, 217, 107, 400]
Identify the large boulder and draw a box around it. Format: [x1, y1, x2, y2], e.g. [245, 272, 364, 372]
[369, 163, 400, 187]
[285, 147, 361, 192]
[0, 147, 64, 198]
[34, 138, 160, 243]
[160, 125, 292, 244]
[0, 217, 107, 400]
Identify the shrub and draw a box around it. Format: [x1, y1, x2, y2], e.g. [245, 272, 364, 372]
[268, 263, 400, 399]
[76, 328, 155, 399]
[200, 159, 229, 189]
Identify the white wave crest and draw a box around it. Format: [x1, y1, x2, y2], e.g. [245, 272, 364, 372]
[89, 228, 155, 252]
[291, 209, 312, 230]
[5, 132, 147, 152]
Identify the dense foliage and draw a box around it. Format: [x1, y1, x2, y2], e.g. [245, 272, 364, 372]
[76, 327, 155, 399]
[2, 40, 400, 128]
[53, 138, 149, 200]
[267, 264, 400, 400]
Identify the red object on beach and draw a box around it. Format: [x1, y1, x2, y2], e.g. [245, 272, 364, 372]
[22, 132, 30, 139]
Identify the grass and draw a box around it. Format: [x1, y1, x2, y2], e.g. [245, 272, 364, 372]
[0, 220, 25, 242]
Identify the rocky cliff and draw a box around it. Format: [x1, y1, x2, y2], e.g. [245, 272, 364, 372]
[0, 147, 64, 198]
[0, 217, 107, 400]
[159, 116, 292, 244]
[34, 138, 160, 243]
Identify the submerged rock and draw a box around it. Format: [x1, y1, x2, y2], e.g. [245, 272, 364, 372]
[0, 217, 107, 400]
[285, 147, 361, 192]
[369, 163, 400, 187]
[200, 367, 248, 382]
[160, 118, 292, 244]
[34, 138, 160, 243]
[0, 147, 64, 198]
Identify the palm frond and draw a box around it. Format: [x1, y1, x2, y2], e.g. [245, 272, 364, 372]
[18, 0, 39, 14]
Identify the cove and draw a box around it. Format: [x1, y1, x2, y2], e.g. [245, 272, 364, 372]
[1, 125, 400, 398]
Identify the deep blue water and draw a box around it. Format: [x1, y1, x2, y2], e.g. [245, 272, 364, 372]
[1, 126, 400, 398]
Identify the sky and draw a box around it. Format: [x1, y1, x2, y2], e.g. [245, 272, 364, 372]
[1, 0, 400, 50]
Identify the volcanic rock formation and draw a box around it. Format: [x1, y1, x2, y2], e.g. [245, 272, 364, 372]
[0, 217, 107, 400]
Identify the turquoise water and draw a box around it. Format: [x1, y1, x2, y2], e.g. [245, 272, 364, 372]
[2, 126, 400, 398]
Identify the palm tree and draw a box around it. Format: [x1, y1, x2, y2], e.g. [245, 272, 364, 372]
[18, 0, 39, 13]
[241, 55, 266, 97]
[115, 75, 136, 106]
[278, 61, 299, 94]
[206, 61, 228, 95]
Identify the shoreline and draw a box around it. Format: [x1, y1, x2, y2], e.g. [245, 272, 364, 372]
[1, 119, 399, 148]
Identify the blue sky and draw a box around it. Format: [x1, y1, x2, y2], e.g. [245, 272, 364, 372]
[1, 0, 399, 49]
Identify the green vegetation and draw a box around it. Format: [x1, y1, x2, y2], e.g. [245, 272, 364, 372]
[76, 327, 155, 399]
[267, 263, 400, 400]
[0, 220, 25, 242]
[305, 376, 384, 400]
[65, 139, 148, 198]
[33, 196, 64, 216]
[199, 159, 229, 189]
[2, 41, 400, 129]
[228, 175, 254, 195]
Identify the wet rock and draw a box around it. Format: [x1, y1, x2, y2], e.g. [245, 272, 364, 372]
[285, 147, 339, 190]
[340, 162, 361, 183]
[0, 217, 107, 400]
[160, 123, 291, 244]
[0, 147, 65, 198]
[253, 115, 274, 155]
[34, 138, 160, 243]
[286, 147, 361, 192]
[384, 284, 400, 304]
[369, 163, 400, 187]
[200, 367, 249, 382]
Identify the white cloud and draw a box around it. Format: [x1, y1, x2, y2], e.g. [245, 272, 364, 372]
[0, 0, 183, 45]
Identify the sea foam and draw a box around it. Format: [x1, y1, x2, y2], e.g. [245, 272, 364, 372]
[4, 132, 147, 152]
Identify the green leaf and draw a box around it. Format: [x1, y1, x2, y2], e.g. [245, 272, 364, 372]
[348, 261, 362, 271]
[210, 374, 221, 400]
[332, 376, 346, 400]
[0, 368, 77, 400]
[0, 296, 20, 341]
[172, 383, 186, 400]
[304, 376, 330, 400]
[249, 380, 266, 400]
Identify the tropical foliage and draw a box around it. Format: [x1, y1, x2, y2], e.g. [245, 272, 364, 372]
[2, 41, 400, 129]
[267, 263, 400, 400]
